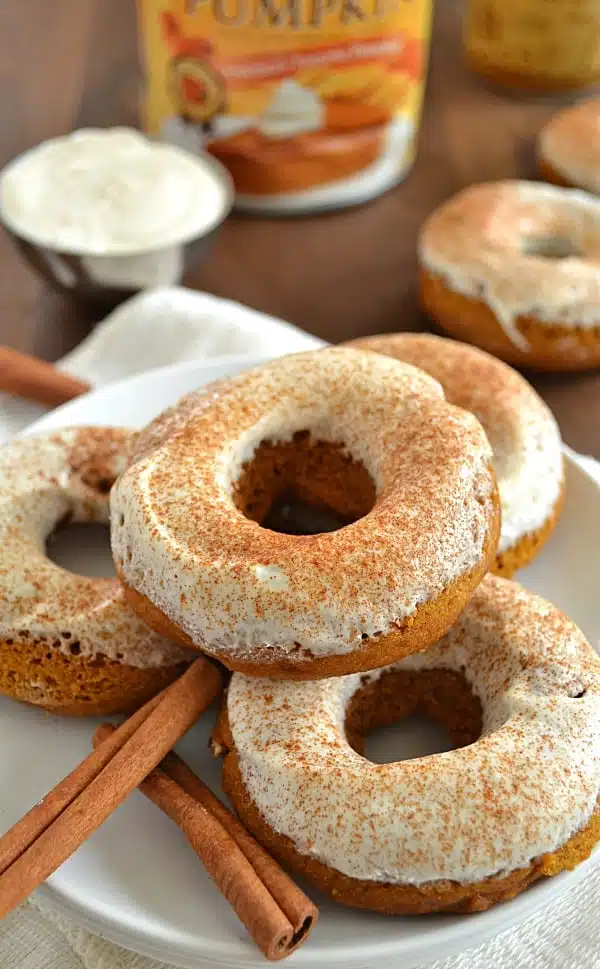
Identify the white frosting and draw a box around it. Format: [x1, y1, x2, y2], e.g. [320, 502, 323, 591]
[253, 564, 290, 591]
[259, 81, 324, 139]
[111, 348, 496, 661]
[419, 180, 600, 349]
[0, 428, 190, 669]
[540, 100, 600, 194]
[495, 397, 563, 551]
[0, 127, 230, 255]
[344, 334, 564, 553]
[226, 575, 600, 885]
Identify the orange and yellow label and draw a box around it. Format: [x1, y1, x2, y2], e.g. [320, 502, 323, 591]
[138, 0, 432, 207]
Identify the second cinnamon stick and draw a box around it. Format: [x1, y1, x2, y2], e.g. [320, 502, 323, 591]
[160, 748, 317, 942]
[94, 724, 317, 961]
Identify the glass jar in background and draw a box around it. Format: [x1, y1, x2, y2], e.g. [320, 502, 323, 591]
[464, 0, 600, 93]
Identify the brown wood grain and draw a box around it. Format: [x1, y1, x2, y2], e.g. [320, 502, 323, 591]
[0, 0, 598, 454]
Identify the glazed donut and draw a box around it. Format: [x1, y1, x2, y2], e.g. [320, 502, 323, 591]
[419, 180, 600, 371]
[111, 348, 500, 679]
[539, 100, 600, 194]
[213, 574, 600, 914]
[341, 333, 564, 577]
[0, 427, 192, 716]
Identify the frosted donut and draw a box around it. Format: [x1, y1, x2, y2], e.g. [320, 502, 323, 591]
[0, 427, 192, 716]
[419, 180, 600, 371]
[539, 100, 600, 194]
[111, 348, 500, 679]
[341, 333, 564, 577]
[213, 575, 600, 914]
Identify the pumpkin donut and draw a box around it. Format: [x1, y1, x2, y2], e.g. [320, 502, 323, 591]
[419, 180, 600, 371]
[111, 348, 500, 679]
[0, 427, 192, 716]
[539, 100, 600, 194]
[342, 333, 564, 576]
[213, 575, 600, 914]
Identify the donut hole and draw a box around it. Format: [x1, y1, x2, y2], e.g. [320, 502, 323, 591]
[233, 431, 376, 535]
[520, 234, 581, 259]
[46, 523, 116, 579]
[88, 476, 113, 495]
[345, 670, 483, 764]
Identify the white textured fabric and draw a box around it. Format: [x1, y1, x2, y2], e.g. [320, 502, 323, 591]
[0, 285, 598, 969]
[0, 287, 324, 445]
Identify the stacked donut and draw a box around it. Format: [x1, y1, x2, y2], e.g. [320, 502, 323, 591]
[95, 345, 599, 915]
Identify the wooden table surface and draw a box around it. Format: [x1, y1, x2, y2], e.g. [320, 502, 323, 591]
[0, 0, 598, 455]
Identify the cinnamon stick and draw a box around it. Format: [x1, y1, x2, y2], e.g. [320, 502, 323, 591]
[0, 690, 164, 877]
[95, 723, 317, 961]
[161, 748, 315, 942]
[0, 346, 90, 407]
[0, 658, 221, 918]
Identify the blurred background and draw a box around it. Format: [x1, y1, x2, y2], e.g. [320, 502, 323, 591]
[0, 0, 599, 450]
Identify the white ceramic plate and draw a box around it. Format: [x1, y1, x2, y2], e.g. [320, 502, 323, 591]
[1, 355, 599, 969]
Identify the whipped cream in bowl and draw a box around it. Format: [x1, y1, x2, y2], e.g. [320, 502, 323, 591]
[0, 127, 233, 308]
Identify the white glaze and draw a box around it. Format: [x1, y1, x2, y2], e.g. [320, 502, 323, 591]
[0, 428, 190, 669]
[419, 180, 600, 349]
[0, 127, 229, 255]
[540, 100, 600, 194]
[111, 348, 496, 660]
[344, 334, 563, 553]
[226, 575, 600, 885]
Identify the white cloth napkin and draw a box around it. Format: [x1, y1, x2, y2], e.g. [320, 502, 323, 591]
[0, 286, 599, 969]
